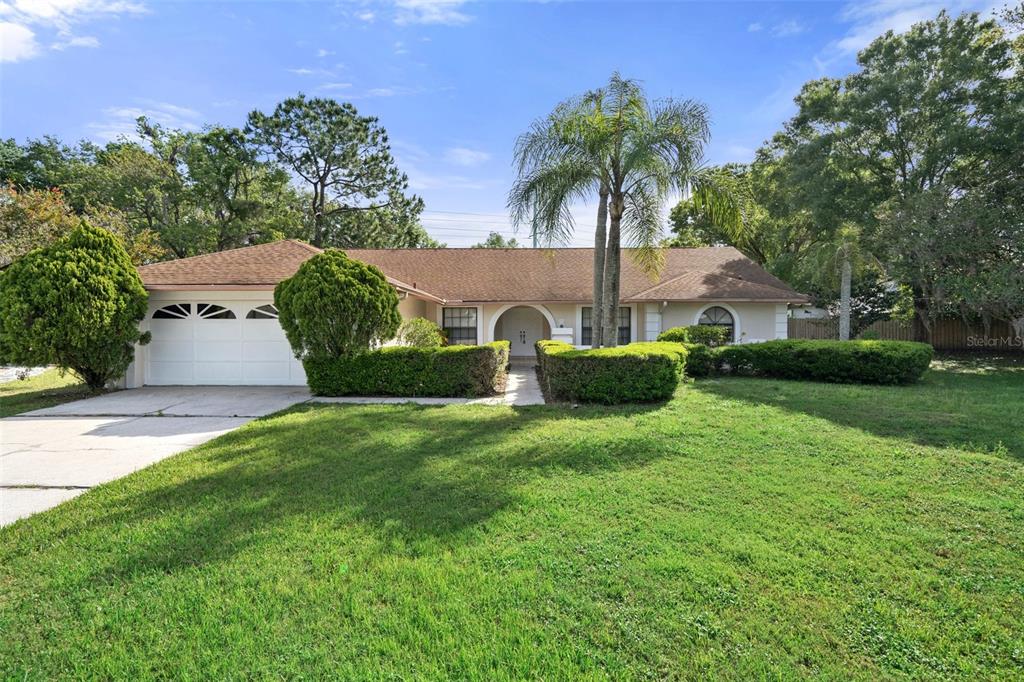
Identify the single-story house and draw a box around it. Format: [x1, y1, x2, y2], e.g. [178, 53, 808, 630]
[125, 239, 808, 387]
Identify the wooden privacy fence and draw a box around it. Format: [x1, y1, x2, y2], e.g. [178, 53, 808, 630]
[787, 319, 838, 340]
[787, 317, 1023, 351]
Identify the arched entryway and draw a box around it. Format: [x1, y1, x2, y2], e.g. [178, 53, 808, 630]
[493, 305, 552, 358]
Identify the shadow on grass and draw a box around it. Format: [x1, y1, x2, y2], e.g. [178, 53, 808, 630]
[71, 401, 673, 579]
[691, 361, 1024, 462]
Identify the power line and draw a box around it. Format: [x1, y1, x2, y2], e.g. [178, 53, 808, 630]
[422, 209, 512, 218]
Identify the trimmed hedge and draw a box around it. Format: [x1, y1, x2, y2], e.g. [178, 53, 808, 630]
[714, 340, 933, 385]
[657, 325, 730, 347]
[304, 341, 509, 397]
[536, 340, 687, 403]
[681, 343, 715, 377]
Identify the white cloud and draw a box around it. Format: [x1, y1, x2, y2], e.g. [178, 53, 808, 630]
[317, 82, 353, 90]
[444, 146, 491, 167]
[52, 33, 98, 49]
[393, 0, 471, 26]
[390, 139, 498, 194]
[408, 172, 495, 191]
[316, 47, 333, 57]
[356, 10, 375, 21]
[0, 21, 38, 61]
[832, 0, 992, 56]
[289, 67, 338, 78]
[748, 19, 807, 38]
[0, 0, 146, 61]
[393, 40, 407, 54]
[86, 100, 201, 142]
[771, 19, 806, 37]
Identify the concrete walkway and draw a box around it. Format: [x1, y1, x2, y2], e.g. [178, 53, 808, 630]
[311, 361, 545, 407]
[0, 387, 310, 526]
[503, 360, 545, 406]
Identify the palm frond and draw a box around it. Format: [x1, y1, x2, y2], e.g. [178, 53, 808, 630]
[507, 158, 596, 246]
[621, 178, 668, 276]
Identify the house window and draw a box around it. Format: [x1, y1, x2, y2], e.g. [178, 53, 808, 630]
[581, 306, 631, 345]
[442, 307, 478, 345]
[246, 304, 279, 319]
[196, 303, 236, 320]
[698, 306, 735, 342]
[153, 303, 191, 319]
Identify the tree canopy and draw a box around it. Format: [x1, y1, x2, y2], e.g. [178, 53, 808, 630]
[673, 8, 1023, 337]
[472, 232, 520, 248]
[246, 95, 428, 249]
[0, 222, 149, 389]
[0, 94, 437, 266]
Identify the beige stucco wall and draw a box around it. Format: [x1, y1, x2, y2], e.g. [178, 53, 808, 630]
[398, 295, 427, 320]
[659, 302, 788, 343]
[395, 296, 788, 346]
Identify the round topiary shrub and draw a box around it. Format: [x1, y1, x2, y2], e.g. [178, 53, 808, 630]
[398, 317, 446, 348]
[656, 326, 691, 343]
[0, 221, 150, 390]
[274, 249, 401, 361]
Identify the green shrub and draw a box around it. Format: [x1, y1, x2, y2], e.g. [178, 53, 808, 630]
[657, 325, 730, 347]
[681, 343, 714, 377]
[398, 317, 446, 348]
[656, 326, 691, 343]
[275, 249, 400, 362]
[0, 222, 149, 390]
[536, 340, 687, 403]
[715, 340, 933, 384]
[304, 341, 509, 397]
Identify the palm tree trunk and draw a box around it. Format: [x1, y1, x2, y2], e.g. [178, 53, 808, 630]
[602, 196, 623, 346]
[592, 185, 609, 347]
[839, 255, 852, 341]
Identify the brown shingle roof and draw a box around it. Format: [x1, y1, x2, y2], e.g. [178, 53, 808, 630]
[137, 240, 807, 303]
[137, 240, 445, 303]
[138, 240, 320, 289]
[346, 246, 807, 303]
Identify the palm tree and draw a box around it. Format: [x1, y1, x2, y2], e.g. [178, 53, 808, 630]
[509, 74, 742, 345]
[508, 85, 617, 345]
[805, 223, 868, 340]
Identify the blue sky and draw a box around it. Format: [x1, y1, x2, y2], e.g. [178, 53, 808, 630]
[0, 0, 999, 246]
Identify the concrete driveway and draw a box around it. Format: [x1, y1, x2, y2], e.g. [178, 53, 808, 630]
[0, 386, 310, 526]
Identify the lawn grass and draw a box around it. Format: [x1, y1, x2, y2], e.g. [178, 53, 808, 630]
[0, 368, 91, 417]
[1, 358, 1022, 678]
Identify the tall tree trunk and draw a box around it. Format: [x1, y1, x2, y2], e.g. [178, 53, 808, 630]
[839, 254, 852, 341]
[602, 196, 623, 346]
[592, 185, 609, 347]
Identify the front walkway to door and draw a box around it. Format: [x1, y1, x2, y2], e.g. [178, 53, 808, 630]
[504, 359, 544, 406]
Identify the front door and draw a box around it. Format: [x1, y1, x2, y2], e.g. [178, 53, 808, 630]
[500, 306, 545, 357]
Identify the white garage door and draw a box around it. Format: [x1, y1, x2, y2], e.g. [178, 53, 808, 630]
[146, 301, 307, 386]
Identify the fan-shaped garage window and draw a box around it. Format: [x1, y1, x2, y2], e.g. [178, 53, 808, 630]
[153, 303, 191, 319]
[698, 306, 735, 342]
[246, 304, 279, 320]
[196, 303, 236, 320]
